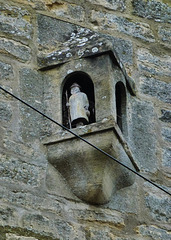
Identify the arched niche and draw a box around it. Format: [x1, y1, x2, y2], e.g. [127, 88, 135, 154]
[115, 81, 127, 135]
[62, 71, 95, 128]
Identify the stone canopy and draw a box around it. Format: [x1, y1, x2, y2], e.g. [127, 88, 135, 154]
[37, 26, 136, 95]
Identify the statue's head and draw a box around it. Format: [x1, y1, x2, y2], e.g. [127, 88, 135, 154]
[70, 83, 81, 94]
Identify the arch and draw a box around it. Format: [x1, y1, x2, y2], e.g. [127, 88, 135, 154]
[115, 81, 127, 135]
[62, 71, 95, 128]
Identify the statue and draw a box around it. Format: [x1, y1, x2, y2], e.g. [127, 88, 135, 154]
[67, 83, 90, 128]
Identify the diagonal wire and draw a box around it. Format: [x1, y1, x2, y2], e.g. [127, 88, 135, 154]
[0, 85, 170, 196]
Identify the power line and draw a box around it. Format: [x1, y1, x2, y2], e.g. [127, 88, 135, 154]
[0, 85, 170, 196]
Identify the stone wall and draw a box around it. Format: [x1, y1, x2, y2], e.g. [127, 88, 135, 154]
[0, 0, 170, 239]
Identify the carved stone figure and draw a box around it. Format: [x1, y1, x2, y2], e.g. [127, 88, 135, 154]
[67, 83, 90, 127]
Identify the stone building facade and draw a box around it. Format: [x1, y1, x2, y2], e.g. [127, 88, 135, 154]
[0, 0, 171, 239]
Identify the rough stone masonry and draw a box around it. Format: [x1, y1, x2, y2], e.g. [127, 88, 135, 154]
[0, 0, 171, 239]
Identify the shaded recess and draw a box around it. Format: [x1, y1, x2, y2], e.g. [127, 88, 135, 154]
[62, 71, 95, 128]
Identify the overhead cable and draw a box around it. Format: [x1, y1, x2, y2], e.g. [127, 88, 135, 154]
[0, 85, 170, 196]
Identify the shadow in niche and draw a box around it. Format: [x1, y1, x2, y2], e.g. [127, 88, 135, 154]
[62, 71, 96, 128]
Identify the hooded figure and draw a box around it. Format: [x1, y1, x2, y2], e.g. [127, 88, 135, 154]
[67, 83, 90, 127]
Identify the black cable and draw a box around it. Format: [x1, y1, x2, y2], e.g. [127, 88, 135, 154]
[0, 85, 170, 196]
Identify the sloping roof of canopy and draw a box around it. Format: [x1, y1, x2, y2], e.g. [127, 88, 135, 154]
[37, 26, 136, 95]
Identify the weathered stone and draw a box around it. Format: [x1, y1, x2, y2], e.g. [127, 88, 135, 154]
[22, 213, 73, 239]
[140, 76, 171, 103]
[0, 4, 33, 41]
[132, 0, 171, 23]
[0, 61, 13, 80]
[6, 234, 38, 240]
[19, 68, 46, 140]
[0, 186, 62, 215]
[0, 205, 21, 228]
[90, 11, 155, 42]
[162, 148, 171, 167]
[37, 14, 77, 49]
[84, 226, 112, 240]
[137, 225, 171, 240]
[47, 3, 85, 21]
[158, 26, 171, 48]
[110, 36, 133, 65]
[162, 127, 171, 143]
[73, 208, 124, 228]
[145, 193, 171, 223]
[88, 0, 126, 11]
[0, 153, 42, 187]
[0, 102, 12, 122]
[159, 109, 171, 123]
[128, 99, 157, 172]
[137, 49, 171, 77]
[0, 38, 31, 62]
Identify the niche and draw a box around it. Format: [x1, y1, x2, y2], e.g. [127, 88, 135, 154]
[62, 71, 95, 128]
[115, 81, 127, 135]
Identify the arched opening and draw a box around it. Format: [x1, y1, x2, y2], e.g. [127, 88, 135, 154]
[62, 71, 95, 128]
[115, 82, 127, 134]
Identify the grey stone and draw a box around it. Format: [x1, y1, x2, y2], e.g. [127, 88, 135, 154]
[0, 186, 62, 215]
[129, 99, 157, 172]
[6, 234, 38, 240]
[0, 4, 33, 41]
[0, 102, 12, 122]
[145, 193, 171, 222]
[137, 49, 171, 77]
[22, 213, 73, 239]
[73, 208, 124, 227]
[0, 38, 31, 62]
[0, 205, 20, 228]
[90, 11, 155, 42]
[19, 68, 47, 140]
[88, 0, 126, 11]
[159, 109, 171, 123]
[85, 227, 112, 240]
[0, 61, 13, 80]
[0, 154, 42, 187]
[140, 76, 171, 103]
[132, 0, 171, 23]
[37, 14, 77, 48]
[162, 148, 171, 167]
[162, 127, 171, 143]
[158, 26, 171, 47]
[110, 36, 133, 65]
[138, 225, 171, 240]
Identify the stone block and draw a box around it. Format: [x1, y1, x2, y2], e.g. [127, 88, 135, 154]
[0, 61, 13, 80]
[37, 14, 77, 50]
[47, 2, 85, 21]
[128, 99, 157, 172]
[0, 38, 31, 62]
[158, 26, 171, 48]
[110, 36, 133, 65]
[162, 148, 171, 167]
[140, 76, 171, 103]
[132, 0, 171, 23]
[0, 205, 20, 228]
[0, 3, 33, 41]
[73, 208, 124, 228]
[137, 225, 171, 240]
[0, 102, 12, 122]
[159, 109, 171, 123]
[145, 193, 171, 223]
[137, 49, 171, 77]
[6, 234, 38, 240]
[90, 11, 155, 42]
[162, 127, 171, 143]
[0, 154, 42, 187]
[19, 68, 46, 140]
[22, 213, 73, 239]
[88, 0, 126, 12]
